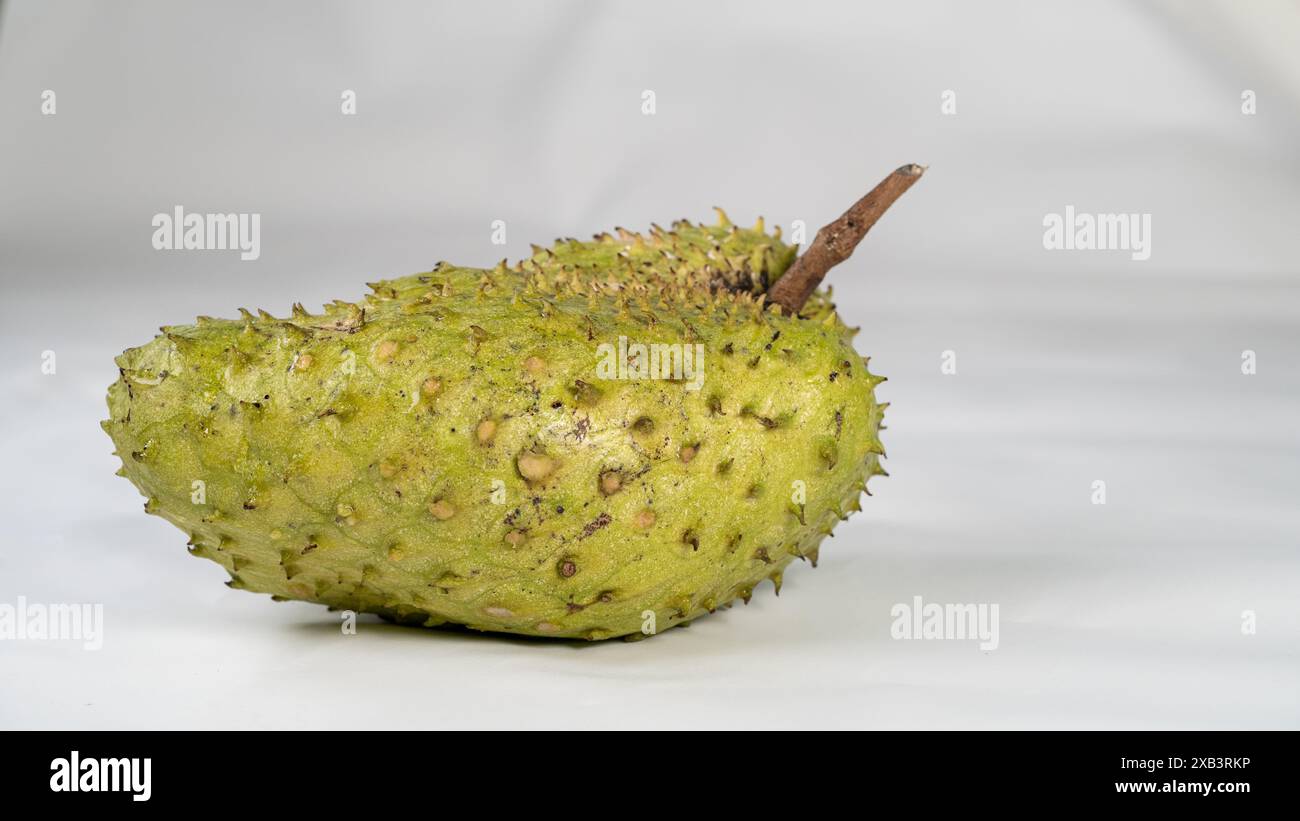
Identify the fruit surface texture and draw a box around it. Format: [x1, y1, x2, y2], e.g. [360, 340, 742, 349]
[105, 169, 921, 640]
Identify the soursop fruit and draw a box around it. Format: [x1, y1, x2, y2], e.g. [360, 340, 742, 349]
[104, 165, 923, 640]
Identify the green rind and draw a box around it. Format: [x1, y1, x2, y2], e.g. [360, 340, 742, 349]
[103, 215, 886, 640]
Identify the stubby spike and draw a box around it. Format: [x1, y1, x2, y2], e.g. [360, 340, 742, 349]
[769, 164, 925, 314]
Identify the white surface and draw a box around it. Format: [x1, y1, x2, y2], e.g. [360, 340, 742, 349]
[1, 0, 1298, 729]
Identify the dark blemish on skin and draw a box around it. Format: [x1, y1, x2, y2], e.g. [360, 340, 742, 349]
[580, 512, 612, 539]
[571, 416, 590, 442]
[829, 372, 838, 382]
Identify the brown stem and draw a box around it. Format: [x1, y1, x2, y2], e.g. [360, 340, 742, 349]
[769, 163, 925, 314]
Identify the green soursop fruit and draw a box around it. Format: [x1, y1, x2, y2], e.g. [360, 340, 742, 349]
[104, 165, 924, 640]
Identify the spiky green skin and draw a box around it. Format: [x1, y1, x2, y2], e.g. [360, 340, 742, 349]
[103, 215, 886, 640]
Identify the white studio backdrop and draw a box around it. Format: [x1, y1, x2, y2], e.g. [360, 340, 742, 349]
[0, 0, 1297, 729]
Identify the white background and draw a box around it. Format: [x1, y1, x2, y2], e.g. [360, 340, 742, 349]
[1, 0, 1297, 729]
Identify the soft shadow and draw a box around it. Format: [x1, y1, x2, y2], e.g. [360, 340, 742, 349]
[287, 614, 665, 650]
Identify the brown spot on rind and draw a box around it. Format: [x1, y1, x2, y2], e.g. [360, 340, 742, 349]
[599, 471, 622, 495]
[428, 499, 456, 520]
[517, 451, 556, 483]
[633, 509, 656, 529]
[374, 339, 399, 362]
